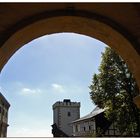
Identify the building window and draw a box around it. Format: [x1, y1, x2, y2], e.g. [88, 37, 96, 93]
[84, 127, 86, 131]
[89, 126, 91, 130]
[67, 112, 71, 117]
[0, 106, 1, 113]
[75, 125, 78, 132]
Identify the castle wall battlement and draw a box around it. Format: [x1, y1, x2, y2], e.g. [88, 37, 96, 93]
[53, 99, 80, 109]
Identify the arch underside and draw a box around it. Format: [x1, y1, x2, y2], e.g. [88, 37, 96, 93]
[0, 10, 140, 106]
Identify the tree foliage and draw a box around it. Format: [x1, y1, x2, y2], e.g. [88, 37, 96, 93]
[89, 47, 140, 136]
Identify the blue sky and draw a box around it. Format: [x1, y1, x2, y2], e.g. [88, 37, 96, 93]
[0, 33, 106, 137]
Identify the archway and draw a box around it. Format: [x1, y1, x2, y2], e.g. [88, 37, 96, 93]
[0, 10, 140, 105]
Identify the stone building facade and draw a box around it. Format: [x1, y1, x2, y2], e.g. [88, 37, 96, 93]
[52, 99, 80, 137]
[0, 92, 10, 137]
[72, 107, 113, 137]
[71, 106, 138, 137]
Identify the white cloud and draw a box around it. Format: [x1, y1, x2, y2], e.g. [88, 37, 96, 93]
[51, 83, 65, 93]
[20, 88, 41, 96]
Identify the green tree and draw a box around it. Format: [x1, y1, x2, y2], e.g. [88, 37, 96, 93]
[89, 47, 140, 136]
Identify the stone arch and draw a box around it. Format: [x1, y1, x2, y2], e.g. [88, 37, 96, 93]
[0, 10, 140, 100]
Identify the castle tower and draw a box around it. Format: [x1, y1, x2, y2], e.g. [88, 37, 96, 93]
[52, 99, 80, 137]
